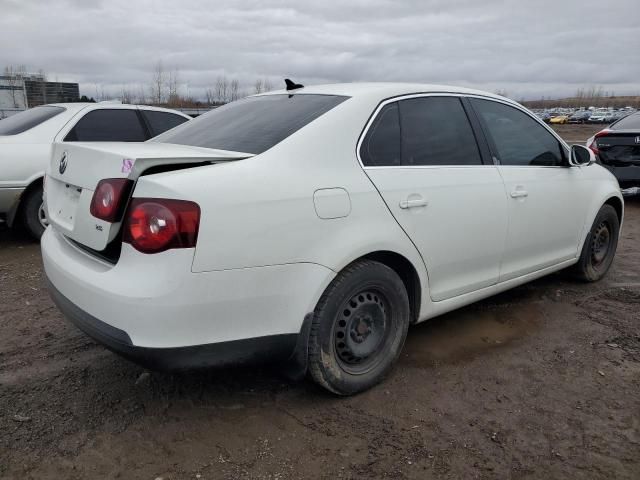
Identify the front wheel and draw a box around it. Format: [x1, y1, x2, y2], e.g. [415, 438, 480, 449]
[308, 260, 410, 395]
[574, 204, 619, 282]
[21, 186, 48, 240]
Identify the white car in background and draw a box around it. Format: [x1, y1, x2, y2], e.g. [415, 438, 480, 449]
[0, 103, 190, 238]
[42, 83, 623, 395]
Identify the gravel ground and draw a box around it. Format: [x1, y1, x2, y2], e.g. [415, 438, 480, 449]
[1, 126, 639, 479]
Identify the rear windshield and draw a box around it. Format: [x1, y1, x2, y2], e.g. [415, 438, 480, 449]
[612, 113, 640, 130]
[152, 94, 348, 154]
[0, 106, 65, 135]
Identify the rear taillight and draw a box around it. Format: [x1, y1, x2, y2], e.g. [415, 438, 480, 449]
[588, 130, 609, 155]
[90, 178, 133, 222]
[123, 198, 200, 254]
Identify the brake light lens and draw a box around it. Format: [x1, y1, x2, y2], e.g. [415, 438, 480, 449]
[90, 178, 133, 222]
[588, 130, 609, 155]
[123, 198, 200, 254]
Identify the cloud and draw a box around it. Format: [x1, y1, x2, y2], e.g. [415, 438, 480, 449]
[1, 0, 638, 100]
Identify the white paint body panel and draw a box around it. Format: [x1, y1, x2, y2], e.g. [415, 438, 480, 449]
[42, 83, 623, 350]
[366, 166, 508, 301]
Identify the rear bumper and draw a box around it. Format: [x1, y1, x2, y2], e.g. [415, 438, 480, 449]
[600, 164, 640, 190]
[46, 277, 299, 370]
[42, 227, 334, 355]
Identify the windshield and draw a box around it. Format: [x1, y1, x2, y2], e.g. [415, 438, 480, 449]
[0, 106, 66, 135]
[152, 94, 348, 154]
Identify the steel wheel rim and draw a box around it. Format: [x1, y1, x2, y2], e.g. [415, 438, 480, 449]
[38, 202, 49, 229]
[333, 289, 391, 374]
[591, 221, 611, 267]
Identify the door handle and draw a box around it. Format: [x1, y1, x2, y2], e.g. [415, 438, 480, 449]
[510, 189, 528, 199]
[399, 197, 428, 209]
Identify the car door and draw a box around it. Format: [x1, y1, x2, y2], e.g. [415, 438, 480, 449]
[361, 95, 508, 301]
[469, 97, 587, 281]
[63, 108, 148, 142]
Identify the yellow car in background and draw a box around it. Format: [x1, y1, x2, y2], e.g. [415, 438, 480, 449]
[549, 114, 570, 124]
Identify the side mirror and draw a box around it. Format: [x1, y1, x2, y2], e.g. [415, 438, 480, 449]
[570, 144, 596, 167]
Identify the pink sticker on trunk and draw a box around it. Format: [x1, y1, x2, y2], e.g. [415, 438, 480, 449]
[121, 158, 134, 174]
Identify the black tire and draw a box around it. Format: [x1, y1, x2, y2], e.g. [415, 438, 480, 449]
[308, 259, 410, 395]
[574, 204, 619, 282]
[21, 186, 47, 240]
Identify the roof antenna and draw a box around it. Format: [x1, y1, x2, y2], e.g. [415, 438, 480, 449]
[285, 78, 304, 91]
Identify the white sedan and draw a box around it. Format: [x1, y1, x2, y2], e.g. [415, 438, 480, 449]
[42, 83, 623, 395]
[0, 103, 190, 238]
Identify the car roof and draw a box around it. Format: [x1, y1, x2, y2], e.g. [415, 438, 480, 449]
[258, 82, 511, 103]
[45, 102, 190, 118]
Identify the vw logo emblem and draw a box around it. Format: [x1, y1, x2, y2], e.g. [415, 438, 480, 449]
[635, 136, 640, 144]
[59, 151, 68, 174]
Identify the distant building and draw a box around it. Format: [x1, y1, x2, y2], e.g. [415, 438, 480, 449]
[0, 73, 79, 118]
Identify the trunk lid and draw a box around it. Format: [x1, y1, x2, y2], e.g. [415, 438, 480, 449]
[595, 131, 640, 166]
[46, 142, 252, 251]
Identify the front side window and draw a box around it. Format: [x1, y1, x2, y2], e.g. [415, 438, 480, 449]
[399, 97, 482, 166]
[142, 111, 189, 137]
[0, 106, 65, 135]
[471, 99, 565, 167]
[152, 94, 348, 154]
[65, 109, 147, 142]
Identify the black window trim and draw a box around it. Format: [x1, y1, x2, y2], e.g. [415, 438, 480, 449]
[356, 92, 571, 169]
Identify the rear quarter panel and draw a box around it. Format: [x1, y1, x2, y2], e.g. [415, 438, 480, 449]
[132, 96, 430, 314]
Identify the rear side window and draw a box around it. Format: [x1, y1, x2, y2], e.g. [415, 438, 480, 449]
[142, 110, 189, 137]
[360, 103, 401, 166]
[0, 106, 65, 135]
[612, 113, 640, 130]
[152, 94, 348, 154]
[360, 96, 482, 167]
[471, 99, 565, 167]
[65, 109, 147, 142]
[399, 97, 482, 166]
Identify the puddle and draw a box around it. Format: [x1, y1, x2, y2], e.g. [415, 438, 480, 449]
[401, 301, 543, 367]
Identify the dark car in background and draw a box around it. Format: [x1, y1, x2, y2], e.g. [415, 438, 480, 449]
[588, 112, 640, 194]
[568, 111, 591, 124]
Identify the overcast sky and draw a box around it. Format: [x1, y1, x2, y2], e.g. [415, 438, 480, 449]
[1, 0, 639, 101]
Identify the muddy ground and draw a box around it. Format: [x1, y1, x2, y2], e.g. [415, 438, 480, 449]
[1, 125, 639, 479]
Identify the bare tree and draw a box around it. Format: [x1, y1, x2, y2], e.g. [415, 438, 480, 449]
[120, 85, 134, 104]
[94, 84, 106, 102]
[215, 75, 229, 103]
[205, 87, 216, 105]
[253, 78, 264, 94]
[137, 84, 147, 104]
[229, 78, 240, 101]
[254, 78, 273, 94]
[151, 60, 166, 104]
[167, 68, 180, 106]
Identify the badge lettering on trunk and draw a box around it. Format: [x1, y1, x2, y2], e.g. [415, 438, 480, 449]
[121, 158, 134, 174]
[59, 151, 68, 174]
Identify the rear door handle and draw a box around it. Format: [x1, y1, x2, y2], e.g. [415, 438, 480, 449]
[399, 197, 428, 209]
[510, 189, 528, 199]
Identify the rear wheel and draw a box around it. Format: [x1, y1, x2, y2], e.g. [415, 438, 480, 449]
[574, 204, 619, 282]
[21, 186, 47, 240]
[308, 260, 410, 395]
